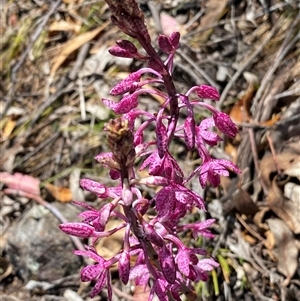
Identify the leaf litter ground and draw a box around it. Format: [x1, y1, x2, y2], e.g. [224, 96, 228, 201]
[1, 1, 300, 301]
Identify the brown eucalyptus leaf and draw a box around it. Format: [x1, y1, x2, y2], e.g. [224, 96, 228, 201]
[197, 0, 228, 43]
[49, 20, 80, 34]
[233, 188, 259, 216]
[51, 22, 109, 75]
[266, 177, 300, 234]
[230, 72, 258, 123]
[253, 206, 270, 231]
[261, 151, 299, 187]
[44, 183, 73, 203]
[266, 218, 298, 283]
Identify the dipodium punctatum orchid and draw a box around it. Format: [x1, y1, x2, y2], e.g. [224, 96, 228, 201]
[59, 1, 241, 300]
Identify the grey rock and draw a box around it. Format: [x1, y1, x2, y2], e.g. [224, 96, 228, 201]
[6, 203, 82, 282]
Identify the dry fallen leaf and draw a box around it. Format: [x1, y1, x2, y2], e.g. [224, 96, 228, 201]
[260, 152, 300, 234]
[132, 285, 151, 301]
[266, 218, 298, 284]
[0, 172, 40, 196]
[230, 72, 257, 123]
[95, 219, 125, 266]
[44, 183, 73, 203]
[48, 20, 81, 34]
[260, 151, 299, 186]
[283, 157, 300, 180]
[259, 113, 281, 126]
[160, 12, 185, 36]
[233, 188, 259, 216]
[197, 0, 228, 43]
[51, 21, 109, 75]
[224, 142, 238, 162]
[1, 118, 16, 141]
[266, 177, 300, 234]
[253, 206, 270, 231]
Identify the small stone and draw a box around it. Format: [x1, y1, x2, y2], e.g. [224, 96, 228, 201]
[216, 65, 228, 82]
[6, 203, 82, 282]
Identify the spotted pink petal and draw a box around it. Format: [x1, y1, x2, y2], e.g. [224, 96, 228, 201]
[98, 203, 114, 230]
[155, 187, 175, 216]
[90, 270, 107, 298]
[153, 278, 169, 301]
[156, 121, 167, 158]
[129, 264, 150, 286]
[74, 247, 105, 263]
[80, 179, 108, 197]
[81, 264, 102, 282]
[94, 152, 119, 170]
[140, 151, 162, 175]
[118, 251, 130, 284]
[136, 176, 170, 186]
[159, 245, 176, 284]
[110, 71, 141, 95]
[59, 222, 95, 238]
[102, 94, 138, 114]
[176, 249, 190, 277]
[197, 258, 219, 271]
[184, 116, 195, 150]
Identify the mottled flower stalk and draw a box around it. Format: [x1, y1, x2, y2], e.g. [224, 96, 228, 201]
[60, 1, 240, 300]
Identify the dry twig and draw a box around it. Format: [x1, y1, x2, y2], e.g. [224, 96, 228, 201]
[253, 12, 300, 121]
[218, 21, 281, 108]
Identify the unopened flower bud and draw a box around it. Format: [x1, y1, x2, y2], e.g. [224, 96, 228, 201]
[108, 45, 136, 58]
[59, 222, 95, 238]
[109, 169, 120, 180]
[103, 94, 138, 114]
[80, 179, 108, 197]
[169, 32, 180, 49]
[213, 112, 238, 138]
[158, 34, 173, 53]
[195, 85, 220, 101]
[116, 40, 138, 54]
